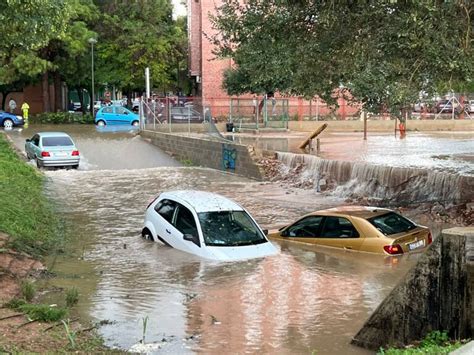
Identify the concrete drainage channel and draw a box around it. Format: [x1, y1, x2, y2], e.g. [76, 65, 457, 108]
[141, 129, 474, 352]
[140, 129, 265, 180]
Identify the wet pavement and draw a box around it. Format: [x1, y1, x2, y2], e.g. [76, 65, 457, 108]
[4, 124, 462, 354]
[6, 124, 181, 170]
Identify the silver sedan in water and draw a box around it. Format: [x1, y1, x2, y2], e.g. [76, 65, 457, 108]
[25, 132, 80, 169]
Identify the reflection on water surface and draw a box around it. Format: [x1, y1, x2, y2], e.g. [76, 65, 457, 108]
[44, 167, 420, 354]
[5, 125, 456, 354]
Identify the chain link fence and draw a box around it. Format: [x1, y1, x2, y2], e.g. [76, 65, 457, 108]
[229, 97, 289, 131]
[139, 96, 226, 141]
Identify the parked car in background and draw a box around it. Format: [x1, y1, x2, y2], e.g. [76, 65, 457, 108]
[0, 111, 24, 129]
[25, 132, 80, 169]
[87, 101, 104, 110]
[268, 206, 432, 255]
[412, 102, 426, 113]
[434, 99, 459, 114]
[170, 107, 203, 123]
[95, 105, 139, 126]
[111, 99, 126, 106]
[132, 99, 140, 112]
[467, 100, 474, 114]
[142, 190, 278, 261]
[72, 102, 82, 112]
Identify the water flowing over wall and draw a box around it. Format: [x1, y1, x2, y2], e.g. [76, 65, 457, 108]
[277, 152, 474, 206]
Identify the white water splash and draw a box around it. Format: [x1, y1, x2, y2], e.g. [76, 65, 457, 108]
[277, 152, 473, 205]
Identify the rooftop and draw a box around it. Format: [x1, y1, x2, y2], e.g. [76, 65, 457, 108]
[161, 190, 244, 213]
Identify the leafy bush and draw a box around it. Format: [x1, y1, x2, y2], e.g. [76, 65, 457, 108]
[32, 112, 94, 124]
[378, 331, 464, 354]
[420, 330, 449, 347]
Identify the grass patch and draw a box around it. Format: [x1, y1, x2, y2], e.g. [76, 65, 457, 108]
[378, 331, 465, 354]
[20, 279, 36, 301]
[0, 133, 64, 257]
[180, 158, 193, 166]
[65, 287, 79, 308]
[6, 299, 67, 322]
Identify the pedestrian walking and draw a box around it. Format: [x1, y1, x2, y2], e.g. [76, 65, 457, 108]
[8, 98, 16, 113]
[21, 101, 30, 128]
[252, 95, 258, 116]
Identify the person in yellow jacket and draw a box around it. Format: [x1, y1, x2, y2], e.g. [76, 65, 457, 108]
[21, 102, 30, 128]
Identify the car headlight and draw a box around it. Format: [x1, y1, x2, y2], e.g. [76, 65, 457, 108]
[16, 115, 23, 120]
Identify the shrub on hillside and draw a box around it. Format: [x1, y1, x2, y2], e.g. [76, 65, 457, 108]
[33, 112, 94, 124]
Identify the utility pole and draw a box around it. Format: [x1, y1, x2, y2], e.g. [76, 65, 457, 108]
[88, 37, 97, 114]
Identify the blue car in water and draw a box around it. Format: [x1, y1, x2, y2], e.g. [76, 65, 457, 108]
[95, 105, 139, 126]
[0, 111, 24, 129]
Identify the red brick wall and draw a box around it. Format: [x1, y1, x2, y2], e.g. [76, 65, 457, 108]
[199, 0, 232, 103]
[188, 0, 360, 119]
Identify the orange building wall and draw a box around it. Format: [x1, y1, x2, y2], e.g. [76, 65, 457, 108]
[0, 83, 64, 115]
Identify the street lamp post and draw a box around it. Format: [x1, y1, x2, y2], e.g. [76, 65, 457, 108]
[88, 37, 97, 114]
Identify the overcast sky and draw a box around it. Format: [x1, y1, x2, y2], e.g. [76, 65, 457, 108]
[172, 0, 187, 18]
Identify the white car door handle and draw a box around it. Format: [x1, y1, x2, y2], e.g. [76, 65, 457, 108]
[166, 229, 171, 234]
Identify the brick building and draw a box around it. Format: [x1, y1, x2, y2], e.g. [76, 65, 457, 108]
[188, 0, 233, 116]
[187, 0, 358, 119]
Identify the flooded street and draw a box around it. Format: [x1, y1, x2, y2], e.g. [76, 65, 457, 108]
[228, 131, 474, 176]
[5, 125, 459, 354]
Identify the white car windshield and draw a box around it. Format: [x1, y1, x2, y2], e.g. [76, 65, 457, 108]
[198, 211, 267, 247]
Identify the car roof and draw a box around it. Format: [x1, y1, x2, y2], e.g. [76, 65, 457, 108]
[37, 132, 72, 137]
[310, 206, 392, 219]
[160, 190, 244, 213]
[100, 105, 130, 109]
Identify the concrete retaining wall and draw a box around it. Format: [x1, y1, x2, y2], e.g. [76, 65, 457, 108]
[140, 130, 264, 180]
[352, 227, 474, 350]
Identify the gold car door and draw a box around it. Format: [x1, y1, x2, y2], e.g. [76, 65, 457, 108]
[316, 216, 364, 251]
[283, 216, 324, 244]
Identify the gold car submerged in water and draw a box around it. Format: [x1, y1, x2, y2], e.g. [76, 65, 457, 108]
[268, 206, 432, 255]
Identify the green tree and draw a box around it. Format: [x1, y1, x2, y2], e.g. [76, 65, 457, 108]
[210, 0, 473, 115]
[0, 0, 71, 85]
[94, 0, 180, 101]
[53, 0, 99, 113]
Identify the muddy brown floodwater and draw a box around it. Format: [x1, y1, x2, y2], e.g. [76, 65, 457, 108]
[5, 125, 456, 354]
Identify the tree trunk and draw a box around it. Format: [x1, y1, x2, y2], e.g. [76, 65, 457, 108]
[42, 72, 51, 112]
[125, 90, 132, 109]
[1, 91, 11, 111]
[76, 87, 85, 114]
[89, 91, 94, 115]
[54, 72, 62, 112]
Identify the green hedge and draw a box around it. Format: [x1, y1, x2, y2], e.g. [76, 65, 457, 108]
[32, 112, 94, 124]
[0, 134, 63, 257]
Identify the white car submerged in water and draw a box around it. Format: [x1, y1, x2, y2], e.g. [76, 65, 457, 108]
[142, 190, 278, 261]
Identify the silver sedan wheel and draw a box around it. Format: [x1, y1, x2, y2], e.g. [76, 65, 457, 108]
[3, 119, 13, 129]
